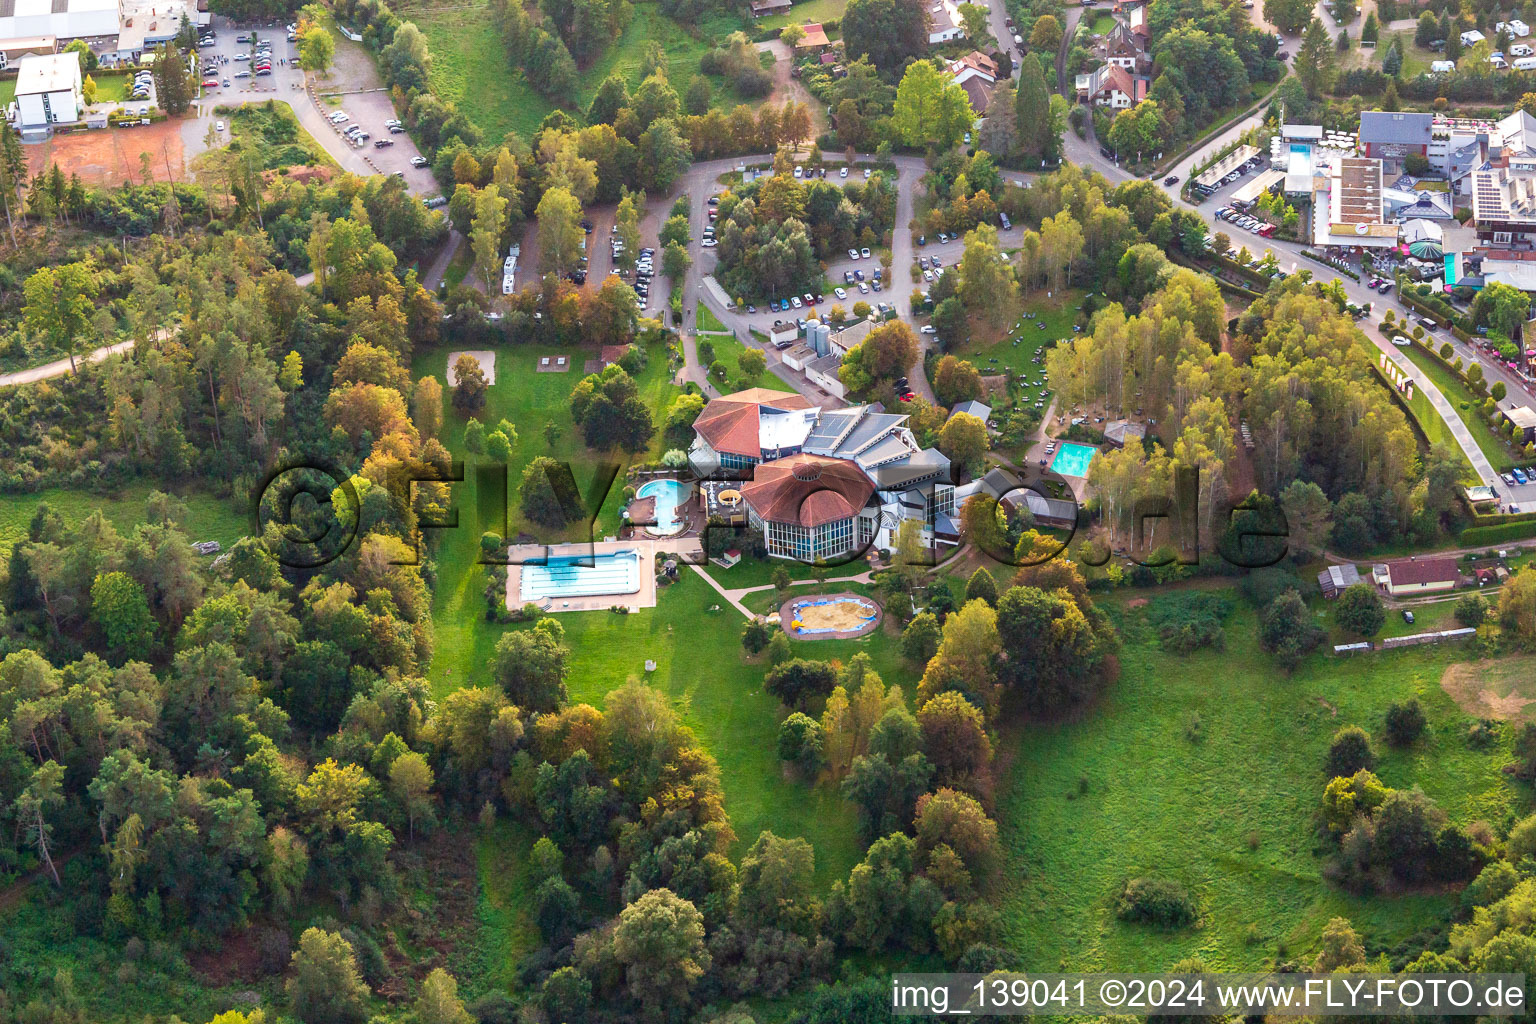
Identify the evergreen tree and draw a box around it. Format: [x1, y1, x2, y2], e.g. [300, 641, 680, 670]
[1014, 53, 1051, 161]
[1295, 18, 1336, 98]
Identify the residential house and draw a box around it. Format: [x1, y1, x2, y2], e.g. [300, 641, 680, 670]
[946, 50, 997, 111]
[927, 0, 968, 44]
[1102, 20, 1147, 69]
[1382, 557, 1461, 596]
[948, 399, 991, 425]
[794, 21, 830, 50]
[1075, 64, 1148, 109]
[1125, 0, 1148, 41]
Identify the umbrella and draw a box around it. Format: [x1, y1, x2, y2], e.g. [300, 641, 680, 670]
[1409, 240, 1444, 259]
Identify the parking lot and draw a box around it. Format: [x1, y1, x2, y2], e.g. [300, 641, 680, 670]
[194, 16, 439, 196]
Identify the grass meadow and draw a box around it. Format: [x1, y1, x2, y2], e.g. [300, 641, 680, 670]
[415, 2, 747, 142]
[0, 483, 246, 554]
[998, 591, 1523, 971]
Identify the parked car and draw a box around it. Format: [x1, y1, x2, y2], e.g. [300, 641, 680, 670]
[410, 156, 430, 167]
[848, 248, 860, 260]
[1163, 175, 1179, 185]
[860, 247, 872, 259]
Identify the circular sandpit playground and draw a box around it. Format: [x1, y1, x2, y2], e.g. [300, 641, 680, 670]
[780, 592, 882, 640]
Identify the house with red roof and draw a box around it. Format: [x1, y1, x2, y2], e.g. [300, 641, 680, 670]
[1075, 64, 1148, 109]
[1381, 557, 1461, 597]
[690, 389, 953, 560]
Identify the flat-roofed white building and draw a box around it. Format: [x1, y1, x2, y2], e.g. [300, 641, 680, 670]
[0, 0, 117, 46]
[13, 49, 81, 131]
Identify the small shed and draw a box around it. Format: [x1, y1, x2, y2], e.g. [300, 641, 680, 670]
[1505, 405, 1536, 442]
[1318, 562, 1361, 599]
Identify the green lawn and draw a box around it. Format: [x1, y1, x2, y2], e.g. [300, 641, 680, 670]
[697, 304, 729, 333]
[1398, 342, 1519, 472]
[0, 484, 247, 555]
[754, 0, 849, 31]
[998, 593, 1520, 971]
[949, 288, 1081, 408]
[521, 572, 869, 877]
[416, 2, 745, 141]
[703, 551, 852, 590]
[1085, 12, 1117, 35]
[414, 339, 683, 695]
[697, 332, 795, 393]
[1372, 359, 1476, 482]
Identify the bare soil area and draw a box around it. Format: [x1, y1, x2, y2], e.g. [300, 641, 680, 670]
[1441, 656, 1536, 721]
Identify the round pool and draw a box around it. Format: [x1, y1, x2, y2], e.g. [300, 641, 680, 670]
[636, 479, 695, 536]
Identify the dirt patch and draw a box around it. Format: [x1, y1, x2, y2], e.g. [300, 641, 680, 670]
[446, 349, 496, 385]
[27, 122, 187, 187]
[1125, 597, 1148, 609]
[1441, 656, 1536, 721]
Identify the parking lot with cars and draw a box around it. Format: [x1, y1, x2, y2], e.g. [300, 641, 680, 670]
[194, 16, 440, 197]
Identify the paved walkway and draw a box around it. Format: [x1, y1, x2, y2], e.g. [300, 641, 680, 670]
[689, 563, 878, 618]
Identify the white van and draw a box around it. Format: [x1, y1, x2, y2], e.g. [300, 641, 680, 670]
[1514, 42, 1534, 56]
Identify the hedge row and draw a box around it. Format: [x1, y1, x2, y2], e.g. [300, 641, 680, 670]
[1461, 520, 1536, 546]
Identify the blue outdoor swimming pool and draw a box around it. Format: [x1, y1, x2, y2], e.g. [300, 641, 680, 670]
[520, 550, 641, 602]
[1050, 442, 1098, 478]
[637, 479, 694, 535]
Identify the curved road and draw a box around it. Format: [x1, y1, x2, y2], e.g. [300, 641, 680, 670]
[673, 152, 939, 407]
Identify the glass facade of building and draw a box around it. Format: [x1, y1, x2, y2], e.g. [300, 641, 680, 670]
[763, 515, 857, 560]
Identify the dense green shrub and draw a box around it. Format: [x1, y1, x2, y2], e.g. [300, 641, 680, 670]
[1115, 877, 1198, 929]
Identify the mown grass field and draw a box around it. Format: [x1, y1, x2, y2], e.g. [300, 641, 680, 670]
[0, 484, 247, 554]
[950, 288, 1081, 411]
[753, 0, 848, 31]
[412, 340, 683, 695]
[998, 592, 1523, 971]
[697, 331, 795, 393]
[414, 2, 745, 141]
[1399, 342, 1520, 472]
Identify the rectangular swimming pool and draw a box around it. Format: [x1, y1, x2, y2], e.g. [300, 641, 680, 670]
[520, 549, 642, 602]
[1050, 442, 1098, 478]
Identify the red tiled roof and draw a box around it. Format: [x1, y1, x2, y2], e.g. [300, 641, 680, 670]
[740, 453, 874, 528]
[948, 50, 998, 78]
[1386, 557, 1460, 586]
[692, 388, 813, 458]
